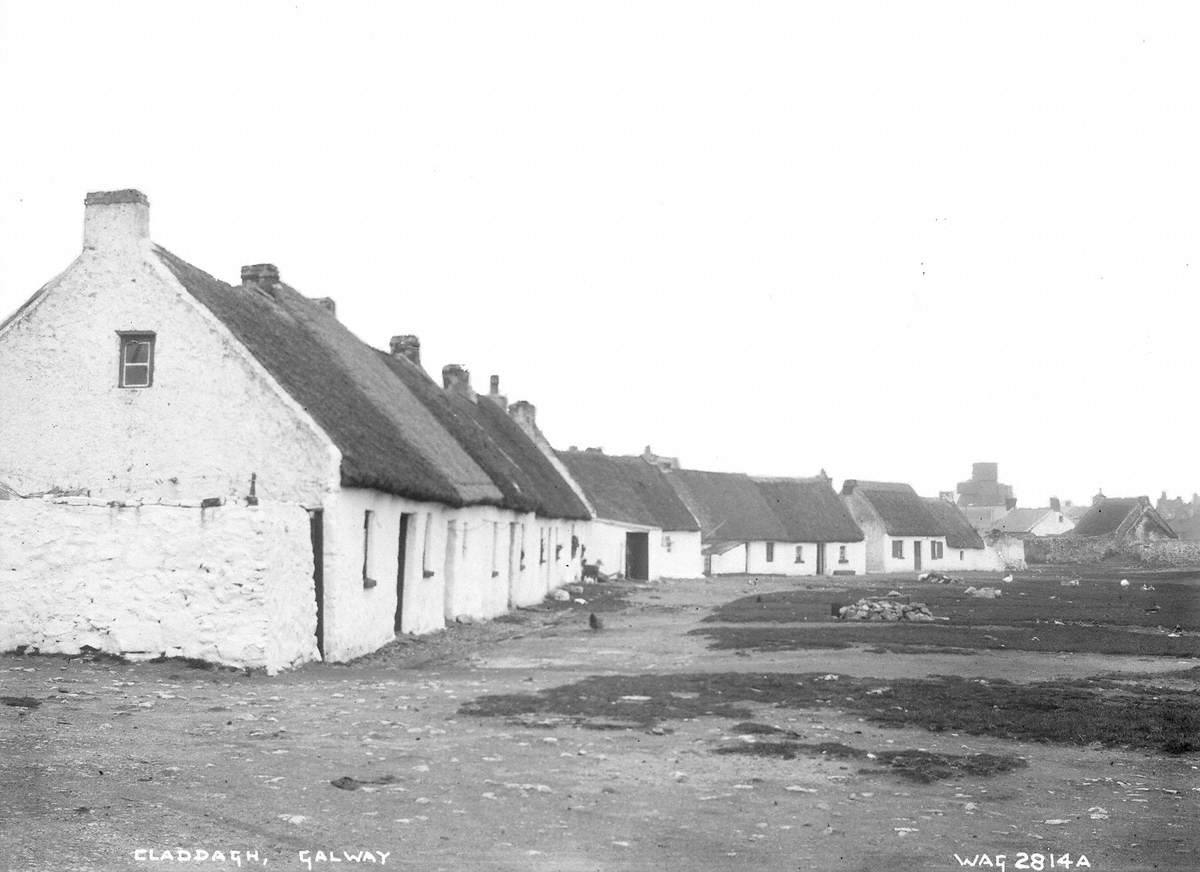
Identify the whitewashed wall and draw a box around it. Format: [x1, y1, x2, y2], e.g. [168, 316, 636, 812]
[0, 211, 338, 505]
[709, 544, 748, 575]
[0, 499, 317, 672]
[322, 488, 453, 660]
[880, 535, 950, 574]
[658, 529, 703, 578]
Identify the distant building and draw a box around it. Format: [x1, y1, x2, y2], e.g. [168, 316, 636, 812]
[954, 462, 1016, 529]
[923, 498, 1004, 570]
[1069, 497, 1177, 544]
[556, 449, 702, 580]
[841, 480, 949, 573]
[991, 501, 1076, 538]
[666, 469, 866, 576]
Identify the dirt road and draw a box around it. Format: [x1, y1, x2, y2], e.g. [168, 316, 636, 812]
[2, 575, 1196, 871]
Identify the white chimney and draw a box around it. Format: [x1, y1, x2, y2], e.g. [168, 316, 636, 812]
[83, 189, 150, 251]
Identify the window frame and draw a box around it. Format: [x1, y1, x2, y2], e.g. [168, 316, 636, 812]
[891, 539, 904, 559]
[838, 545, 848, 564]
[794, 545, 804, 564]
[362, 510, 377, 588]
[931, 540, 945, 560]
[765, 542, 775, 562]
[117, 331, 156, 389]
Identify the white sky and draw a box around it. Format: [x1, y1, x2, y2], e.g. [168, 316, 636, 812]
[2, 1, 1198, 507]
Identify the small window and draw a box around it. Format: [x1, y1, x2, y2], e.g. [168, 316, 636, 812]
[892, 540, 904, 559]
[118, 332, 155, 388]
[794, 545, 804, 563]
[539, 528, 547, 565]
[931, 541, 944, 560]
[765, 542, 775, 562]
[362, 510, 376, 588]
[838, 545, 848, 563]
[960, 550, 965, 561]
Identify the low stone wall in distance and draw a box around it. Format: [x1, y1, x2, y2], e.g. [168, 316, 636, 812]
[1025, 534, 1200, 568]
[0, 498, 318, 672]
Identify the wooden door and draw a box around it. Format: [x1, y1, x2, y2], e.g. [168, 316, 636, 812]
[308, 510, 325, 659]
[914, 540, 923, 572]
[394, 514, 411, 633]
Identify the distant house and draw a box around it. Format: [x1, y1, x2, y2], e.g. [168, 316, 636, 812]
[667, 470, 865, 576]
[1069, 497, 1177, 544]
[556, 449, 702, 580]
[923, 498, 1004, 570]
[992, 504, 1075, 538]
[841, 480, 948, 573]
[0, 189, 589, 670]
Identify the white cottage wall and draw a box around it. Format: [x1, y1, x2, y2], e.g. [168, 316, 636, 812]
[658, 530, 703, 578]
[0, 234, 338, 505]
[709, 545, 748, 575]
[322, 488, 451, 660]
[0, 499, 316, 672]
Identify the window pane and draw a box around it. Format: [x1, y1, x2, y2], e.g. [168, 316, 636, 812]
[125, 340, 150, 364]
[123, 363, 150, 387]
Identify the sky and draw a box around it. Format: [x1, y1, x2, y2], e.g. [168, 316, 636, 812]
[2, 1, 1198, 508]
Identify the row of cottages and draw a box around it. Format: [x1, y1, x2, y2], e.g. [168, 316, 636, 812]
[0, 190, 590, 667]
[555, 449, 703, 580]
[841, 481, 1000, 572]
[664, 469, 867, 576]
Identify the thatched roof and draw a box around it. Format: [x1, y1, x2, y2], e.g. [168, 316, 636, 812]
[755, 477, 864, 542]
[556, 451, 699, 531]
[843, 480, 944, 536]
[923, 498, 985, 549]
[157, 247, 502, 507]
[1071, 497, 1177, 540]
[378, 352, 589, 520]
[666, 469, 788, 542]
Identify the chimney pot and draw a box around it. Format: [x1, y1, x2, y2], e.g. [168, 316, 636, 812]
[442, 364, 473, 397]
[241, 264, 280, 287]
[484, 374, 507, 407]
[509, 400, 537, 431]
[83, 188, 150, 251]
[389, 335, 421, 366]
[489, 375, 500, 394]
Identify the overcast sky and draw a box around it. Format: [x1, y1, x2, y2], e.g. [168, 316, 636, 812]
[2, 2, 1197, 507]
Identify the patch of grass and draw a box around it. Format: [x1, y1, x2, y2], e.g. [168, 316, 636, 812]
[708, 580, 1200, 631]
[692, 624, 1200, 657]
[715, 740, 1027, 782]
[460, 671, 1200, 754]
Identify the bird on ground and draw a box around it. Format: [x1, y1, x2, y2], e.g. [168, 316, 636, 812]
[1145, 605, 1161, 613]
[1001, 574, 1014, 583]
[589, 612, 603, 631]
[1119, 579, 1130, 588]
[1168, 625, 1184, 638]
[1141, 584, 1156, 591]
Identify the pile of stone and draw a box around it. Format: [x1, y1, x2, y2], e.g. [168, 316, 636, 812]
[837, 597, 935, 622]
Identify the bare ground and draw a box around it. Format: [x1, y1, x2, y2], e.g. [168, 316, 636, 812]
[1, 573, 1197, 871]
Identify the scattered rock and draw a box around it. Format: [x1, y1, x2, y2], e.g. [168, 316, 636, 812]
[838, 598, 936, 621]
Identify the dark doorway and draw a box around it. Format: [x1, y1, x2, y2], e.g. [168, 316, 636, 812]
[625, 532, 650, 580]
[914, 540, 923, 572]
[308, 509, 325, 659]
[395, 513, 412, 633]
[815, 543, 826, 576]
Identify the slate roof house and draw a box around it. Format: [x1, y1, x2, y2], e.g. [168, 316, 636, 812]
[991, 504, 1075, 538]
[841, 480, 950, 573]
[1069, 497, 1177, 544]
[665, 469, 865, 576]
[0, 190, 589, 669]
[556, 449, 702, 580]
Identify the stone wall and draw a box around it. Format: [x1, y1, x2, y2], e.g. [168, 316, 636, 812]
[0, 499, 317, 672]
[1025, 535, 1200, 568]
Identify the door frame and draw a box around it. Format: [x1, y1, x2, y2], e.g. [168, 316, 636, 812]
[395, 513, 412, 633]
[914, 540, 923, 572]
